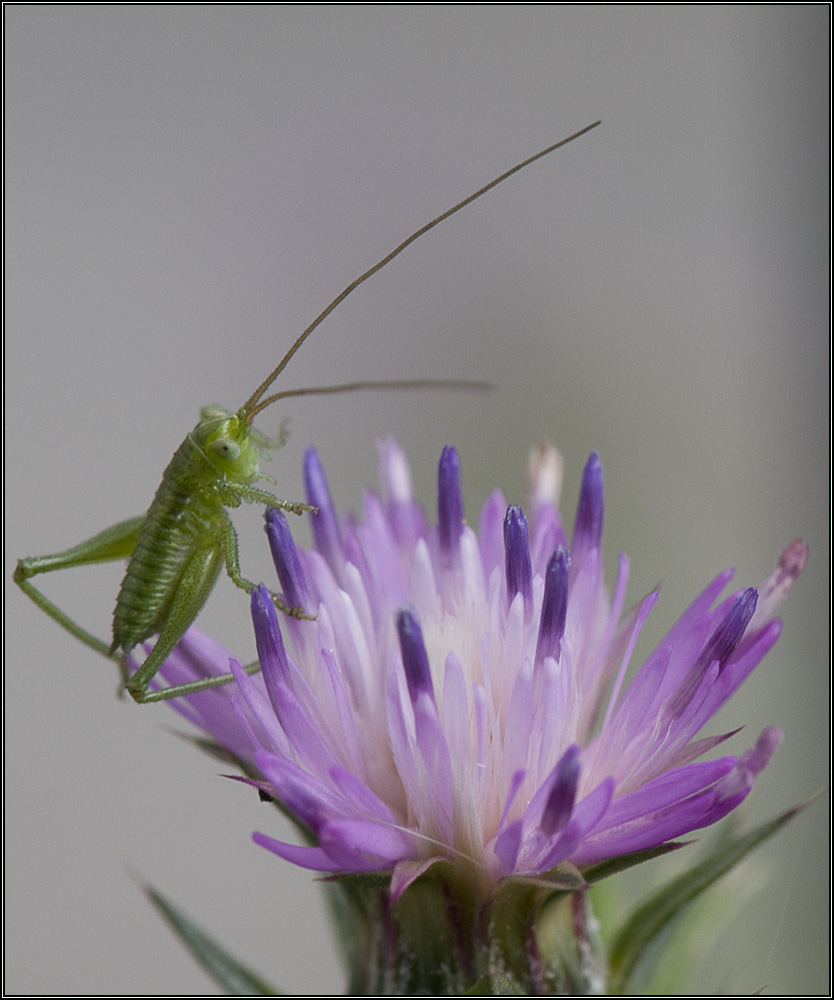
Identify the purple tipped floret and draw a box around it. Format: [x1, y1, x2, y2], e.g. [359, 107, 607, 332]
[504, 505, 533, 611]
[705, 588, 759, 671]
[250, 584, 291, 701]
[397, 606, 434, 705]
[535, 546, 570, 666]
[304, 447, 342, 571]
[572, 451, 604, 559]
[540, 745, 580, 837]
[438, 446, 463, 555]
[264, 508, 310, 612]
[668, 588, 758, 717]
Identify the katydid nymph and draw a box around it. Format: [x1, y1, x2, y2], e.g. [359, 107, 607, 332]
[15, 121, 600, 704]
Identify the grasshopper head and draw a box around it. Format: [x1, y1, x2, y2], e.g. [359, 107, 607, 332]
[193, 405, 260, 482]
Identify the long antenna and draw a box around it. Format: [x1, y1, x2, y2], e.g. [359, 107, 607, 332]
[241, 120, 601, 423]
[245, 378, 492, 415]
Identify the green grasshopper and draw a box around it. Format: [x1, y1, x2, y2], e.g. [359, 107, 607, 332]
[15, 122, 600, 704]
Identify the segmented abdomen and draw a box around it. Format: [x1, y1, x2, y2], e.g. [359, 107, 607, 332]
[111, 440, 227, 653]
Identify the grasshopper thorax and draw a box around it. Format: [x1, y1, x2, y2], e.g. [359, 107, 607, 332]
[191, 405, 261, 482]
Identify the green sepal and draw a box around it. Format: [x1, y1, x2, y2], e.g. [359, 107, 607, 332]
[319, 869, 392, 891]
[317, 873, 392, 994]
[463, 971, 527, 995]
[390, 861, 482, 995]
[142, 881, 280, 996]
[505, 859, 588, 893]
[607, 799, 811, 994]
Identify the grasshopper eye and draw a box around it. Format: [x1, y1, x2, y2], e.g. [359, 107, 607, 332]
[211, 438, 240, 461]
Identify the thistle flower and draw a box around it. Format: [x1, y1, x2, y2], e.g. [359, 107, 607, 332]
[158, 440, 806, 993]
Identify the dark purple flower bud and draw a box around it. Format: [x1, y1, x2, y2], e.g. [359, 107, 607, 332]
[572, 451, 604, 559]
[504, 505, 533, 616]
[304, 447, 343, 572]
[540, 745, 580, 837]
[397, 606, 434, 706]
[438, 445, 463, 556]
[264, 508, 310, 612]
[668, 588, 758, 717]
[535, 546, 570, 666]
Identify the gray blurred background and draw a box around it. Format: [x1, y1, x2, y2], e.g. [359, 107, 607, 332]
[5, 7, 828, 995]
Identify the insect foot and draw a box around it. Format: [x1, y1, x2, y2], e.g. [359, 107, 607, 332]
[289, 502, 318, 516]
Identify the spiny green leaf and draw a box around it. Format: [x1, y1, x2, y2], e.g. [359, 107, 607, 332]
[581, 840, 689, 884]
[143, 881, 280, 996]
[607, 800, 810, 994]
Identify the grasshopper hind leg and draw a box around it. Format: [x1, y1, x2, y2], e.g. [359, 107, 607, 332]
[14, 516, 144, 663]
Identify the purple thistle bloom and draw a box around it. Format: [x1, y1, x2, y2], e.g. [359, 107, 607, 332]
[160, 440, 806, 899]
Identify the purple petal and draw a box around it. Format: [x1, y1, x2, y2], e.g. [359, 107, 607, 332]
[535, 546, 570, 667]
[572, 451, 604, 562]
[378, 438, 428, 550]
[304, 447, 343, 572]
[437, 445, 463, 556]
[319, 819, 414, 866]
[412, 698, 455, 845]
[441, 652, 470, 771]
[657, 568, 736, 653]
[493, 818, 524, 873]
[667, 588, 758, 717]
[593, 758, 736, 832]
[253, 754, 334, 831]
[397, 606, 434, 704]
[504, 505, 533, 618]
[256, 677, 341, 777]
[708, 620, 782, 709]
[329, 766, 401, 825]
[713, 727, 782, 803]
[252, 832, 354, 871]
[747, 539, 807, 633]
[355, 492, 410, 617]
[527, 440, 563, 508]
[250, 584, 291, 709]
[570, 756, 758, 864]
[572, 790, 719, 865]
[264, 508, 311, 611]
[503, 658, 533, 782]
[478, 489, 508, 581]
[378, 438, 413, 504]
[537, 777, 614, 870]
[540, 745, 580, 836]
[228, 658, 291, 756]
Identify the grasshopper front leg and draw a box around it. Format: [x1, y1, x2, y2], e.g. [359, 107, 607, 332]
[14, 516, 145, 661]
[220, 480, 317, 518]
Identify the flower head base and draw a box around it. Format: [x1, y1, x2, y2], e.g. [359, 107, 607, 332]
[162, 441, 805, 908]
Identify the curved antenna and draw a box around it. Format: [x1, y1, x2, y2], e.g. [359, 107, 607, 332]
[241, 120, 600, 423]
[246, 378, 492, 417]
